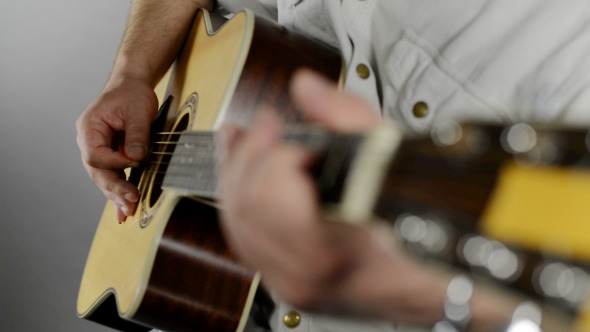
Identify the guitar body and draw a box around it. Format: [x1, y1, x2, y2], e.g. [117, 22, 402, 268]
[77, 9, 341, 332]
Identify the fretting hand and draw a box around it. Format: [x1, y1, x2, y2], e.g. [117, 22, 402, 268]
[217, 69, 451, 324]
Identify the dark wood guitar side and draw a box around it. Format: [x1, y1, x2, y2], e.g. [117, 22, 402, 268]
[77, 9, 341, 332]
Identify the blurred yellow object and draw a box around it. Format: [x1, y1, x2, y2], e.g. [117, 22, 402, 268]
[481, 162, 590, 261]
[577, 302, 590, 332]
[482, 162, 590, 329]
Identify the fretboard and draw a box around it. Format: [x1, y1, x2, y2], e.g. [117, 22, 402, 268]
[161, 126, 400, 210]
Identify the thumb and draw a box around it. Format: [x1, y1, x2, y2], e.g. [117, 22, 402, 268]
[123, 93, 158, 161]
[290, 69, 381, 132]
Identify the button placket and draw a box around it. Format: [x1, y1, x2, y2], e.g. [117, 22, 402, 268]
[341, 0, 381, 113]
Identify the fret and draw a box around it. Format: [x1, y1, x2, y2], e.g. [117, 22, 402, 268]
[162, 132, 219, 198]
[160, 125, 401, 210]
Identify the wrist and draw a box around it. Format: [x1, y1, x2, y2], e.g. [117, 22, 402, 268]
[108, 56, 158, 88]
[468, 284, 516, 331]
[432, 274, 518, 331]
[371, 256, 450, 326]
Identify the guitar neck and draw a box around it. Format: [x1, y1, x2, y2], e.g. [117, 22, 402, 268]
[159, 126, 394, 203]
[158, 122, 590, 316]
[158, 123, 590, 214]
[373, 124, 590, 318]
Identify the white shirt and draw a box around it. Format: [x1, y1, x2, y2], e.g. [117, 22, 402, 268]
[215, 1, 590, 331]
[219, 0, 590, 133]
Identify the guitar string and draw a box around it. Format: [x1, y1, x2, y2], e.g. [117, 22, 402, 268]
[137, 128, 568, 195]
[128, 130, 387, 190]
[140, 145, 361, 165]
[142, 132, 360, 158]
[148, 132, 359, 147]
[147, 132, 368, 164]
[136, 147, 363, 177]
[130, 134, 364, 184]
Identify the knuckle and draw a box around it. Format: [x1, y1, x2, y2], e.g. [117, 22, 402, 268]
[317, 254, 344, 281]
[86, 153, 103, 168]
[125, 124, 149, 142]
[88, 170, 98, 184]
[79, 149, 90, 163]
[76, 110, 91, 130]
[75, 116, 83, 132]
[103, 179, 117, 194]
[126, 123, 147, 135]
[281, 284, 321, 310]
[100, 188, 116, 202]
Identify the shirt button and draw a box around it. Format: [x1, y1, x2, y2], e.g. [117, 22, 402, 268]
[356, 64, 370, 79]
[283, 311, 301, 328]
[412, 101, 429, 118]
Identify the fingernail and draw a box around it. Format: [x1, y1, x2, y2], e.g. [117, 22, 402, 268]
[124, 192, 138, 202]
[120, 204, 128, 216]
[295, 70, 331, 97]
[126, 143, 146, 159]
[291, 71, 334, 118]
[114, 204, 126, 223]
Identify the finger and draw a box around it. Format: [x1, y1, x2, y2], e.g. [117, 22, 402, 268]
[104, 187, 137, 222]
[123, 95, 158, 161]
[220, 110, 283, 198]
[111, 197, 138, 222]
[219, 144, 320, 275]
[99, 187, 135, 222]
[216, 124, 245, 203]
[85, 162, 140, 203]
[216, 124, 243, 168]
[290, 69, 380, 131]
[78, 122, 139, 170]
[113, 203, 128, 223]
[240, 108, 283, 167]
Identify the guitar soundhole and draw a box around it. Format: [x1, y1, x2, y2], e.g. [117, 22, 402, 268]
[148, 114, 190, 208]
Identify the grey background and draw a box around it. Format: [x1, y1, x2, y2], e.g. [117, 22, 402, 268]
[1, 0, 132, 330]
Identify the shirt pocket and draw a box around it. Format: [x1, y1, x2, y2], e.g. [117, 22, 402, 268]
[382, 30, 511, 134]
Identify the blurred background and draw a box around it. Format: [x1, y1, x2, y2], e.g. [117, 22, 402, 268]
[1, 0, 131, 330]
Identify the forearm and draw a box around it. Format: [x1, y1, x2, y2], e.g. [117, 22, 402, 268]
[469, 283, 519, 331]
[370, 257, 515, 329]
[110, 0, 212, 87]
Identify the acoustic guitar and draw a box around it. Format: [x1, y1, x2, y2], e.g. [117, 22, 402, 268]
[77, 8, 342, 332]
[78, 8, 590, 332]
